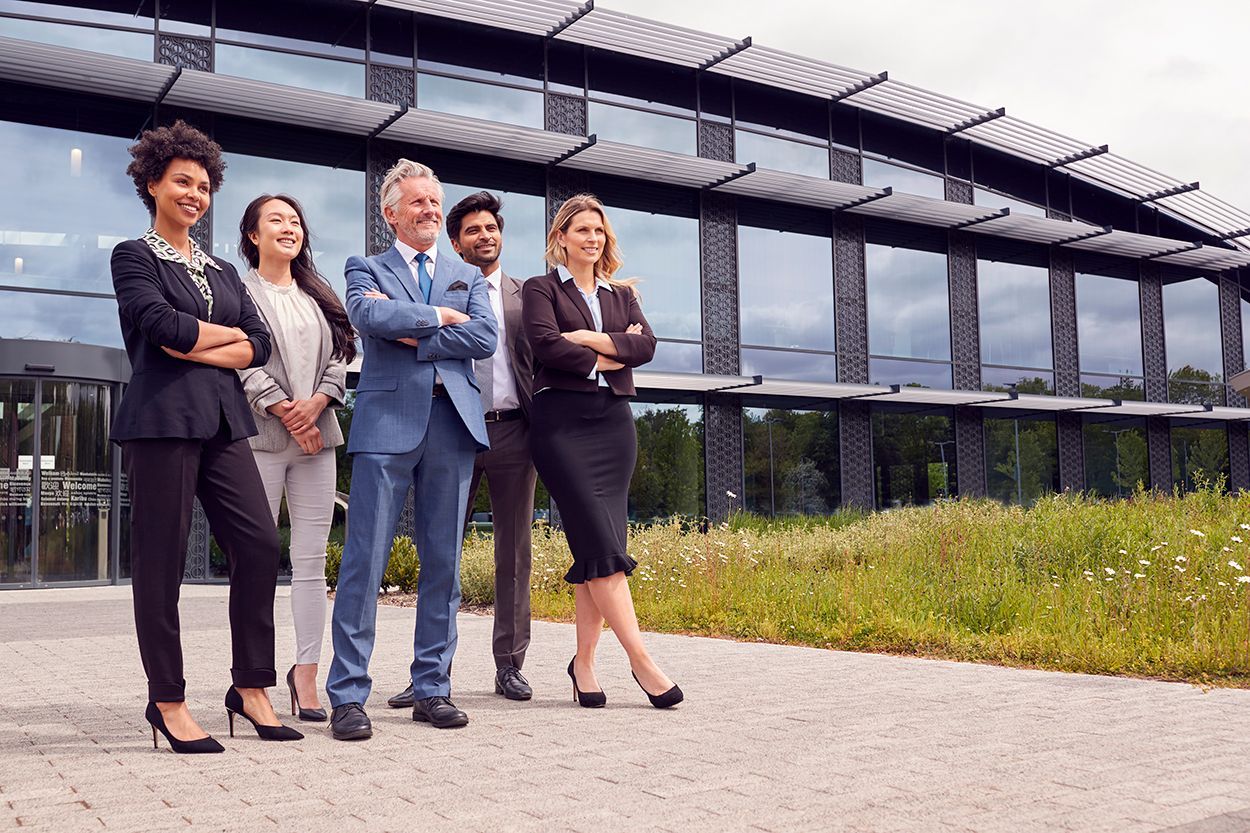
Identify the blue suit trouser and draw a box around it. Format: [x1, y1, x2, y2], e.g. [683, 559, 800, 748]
[327, 398, 478, 707]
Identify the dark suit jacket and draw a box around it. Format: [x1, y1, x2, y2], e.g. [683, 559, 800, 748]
[498, 272, 534, 418]
[520, 268, 656, 397]
[110, 238, 272, 443]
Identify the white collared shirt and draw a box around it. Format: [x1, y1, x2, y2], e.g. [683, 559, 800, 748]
[478, 265, 521, 411]
[557, 264, 612, 387]
[394, 238, 438, 296]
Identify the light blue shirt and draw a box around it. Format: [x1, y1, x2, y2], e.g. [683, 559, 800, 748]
[558, 264, 612, 387]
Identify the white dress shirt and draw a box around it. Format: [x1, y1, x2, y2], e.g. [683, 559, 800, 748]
[393, 239, 442, 384]
[478, 265, 521, 411]
[557, 264, 611, 388]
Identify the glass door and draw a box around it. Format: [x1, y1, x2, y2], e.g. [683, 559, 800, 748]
[0, 379, 37, 585]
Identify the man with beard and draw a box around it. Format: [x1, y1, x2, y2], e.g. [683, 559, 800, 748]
[387, 191, 537, 705]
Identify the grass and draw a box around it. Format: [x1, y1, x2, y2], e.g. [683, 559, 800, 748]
[330, 484, 1250, 686]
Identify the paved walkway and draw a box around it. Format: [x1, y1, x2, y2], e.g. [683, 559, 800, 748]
[2, 585, 1250, 833]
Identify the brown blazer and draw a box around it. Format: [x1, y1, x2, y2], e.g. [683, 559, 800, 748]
[498, 271, 535, 418]
[521, 268, 656, 396]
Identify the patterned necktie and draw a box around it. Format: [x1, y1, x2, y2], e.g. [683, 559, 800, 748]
[475, 282, 496, 411]
[414, 251, 433, 303]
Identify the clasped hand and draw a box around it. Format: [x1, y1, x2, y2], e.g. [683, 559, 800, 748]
[561, 324, 642, 372]
[268, 395, 329, 454]
[362, 290, 467, 347]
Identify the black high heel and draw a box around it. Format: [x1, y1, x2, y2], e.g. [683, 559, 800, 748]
[145, 702, 224, 754]
[224, 687, 304, 741]
[631, 670, 683, 709]
[286, 665, 327, 722]
[567, 658, 606, 708]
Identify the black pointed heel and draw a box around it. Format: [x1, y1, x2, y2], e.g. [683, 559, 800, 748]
[631, 671, 683, 709]
[286, 665, 327, 722]
[567, 658, 606, 708]
[224, 687, 304, 741]
[145, 702, 224, 754]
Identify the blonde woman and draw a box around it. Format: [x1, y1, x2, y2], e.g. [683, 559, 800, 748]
[521, 194, 682, 709]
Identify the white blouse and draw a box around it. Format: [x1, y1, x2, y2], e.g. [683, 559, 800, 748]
[256, 275, 323, 401]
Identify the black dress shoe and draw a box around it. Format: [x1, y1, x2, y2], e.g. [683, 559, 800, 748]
[387, 683, 415, 709]
[631, 671, 684, 709]
[412, 696, 468, 728]
[330, 703, 372, 740]
[495, 666, 533, 701]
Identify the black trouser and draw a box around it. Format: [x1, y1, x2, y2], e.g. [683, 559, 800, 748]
[122, 420, 280, 702]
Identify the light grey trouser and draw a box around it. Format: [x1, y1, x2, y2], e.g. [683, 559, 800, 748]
[252, 440, 337, 666]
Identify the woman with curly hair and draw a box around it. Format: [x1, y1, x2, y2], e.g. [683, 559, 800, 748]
[236, 194, 356, 722]
[111, 120, 301, 752]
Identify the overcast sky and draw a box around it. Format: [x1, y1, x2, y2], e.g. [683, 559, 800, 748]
[612, 0, 1250, 215]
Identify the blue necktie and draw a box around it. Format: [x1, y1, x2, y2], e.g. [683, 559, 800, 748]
[415, 251, 433, 303]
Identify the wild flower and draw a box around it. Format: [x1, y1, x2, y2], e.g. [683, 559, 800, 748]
[1134, 573, 1146, 579]
[1241, 523, 1250, 530]
[1150, 545, 1164, 552]
[1230, 561, 1244, 571]
[1139, 559, 1151, 566]
[1238, 576, 1250, 584]
[1190, 529, 1206, 538]
[1118, 549, 1128, 555]
[726, 490, 737, 499]
[1175, 555, 1188, 562]
[1224, 547, 1234, 553]
[1082, 570, 1094, 577]
[1234, 536, 1244, 543]
[1104, 567, 1116, 575]
[1218, 580, 1228, 587]
[1175, 566, 1187, 573]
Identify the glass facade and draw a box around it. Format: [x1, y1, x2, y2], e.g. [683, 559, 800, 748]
[0, 378, 36, 585]
[1084, 420, 1148, 498]
[984, 415, 1057, 505]
[419, 74, 544, 129]
[735, 131, 828, 178]
[978, 251, 1052, 390]
[601, 202, 700, 344]
[630, 403, 704, 521]
[862, 158, 945, 200]
[872, 411, 956, 508]
[743, 408, 839, 516]
[1171, 425, 1229, 492]
[0, 15, 151, 59]
[1162, 276, 1223, 404]
[738, 224, 834, 351]
[1075, 271, 1145, 398]
[866, 237, 951, 378]
[215, 44, 365, 97]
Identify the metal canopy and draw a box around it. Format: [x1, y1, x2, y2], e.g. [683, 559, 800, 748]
[1153, 245, 1250, 271]
[0, 35, 173, 102]
[851, 80, 996, 133]
[1087, 401, 1206, 418]
[710, 44, 878, 101]
[848, 192, 1004, 229]
[743, 379, 889, 399]
[1065, 229, 1204, 260]
[964, 213, 1107, 246]
[867, 386, 1011, 407]
[378, 108, 582, 164]
[556, 8, 740, 67]
[374, 0, 584, 36]
[634, 371, 759, 392]
[558, 139, 744, 189]
[977, 393, 1116, 413]
[1172, 405, 1250, 423]
[712, 168, 886, 211]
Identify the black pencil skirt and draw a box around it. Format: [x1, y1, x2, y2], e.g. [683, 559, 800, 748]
[530, 388, 638, 584]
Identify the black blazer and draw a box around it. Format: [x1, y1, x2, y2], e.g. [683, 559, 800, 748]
[110, 238, 272, 443]
[521, 269, 656, 397]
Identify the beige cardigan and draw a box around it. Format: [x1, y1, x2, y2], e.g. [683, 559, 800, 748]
[237, 269, 347, 452]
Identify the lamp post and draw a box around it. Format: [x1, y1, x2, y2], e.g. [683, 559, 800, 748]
[765, 416, 777, 518]
[931, 439, 955, 498]
[1108, 427, 1132, 497]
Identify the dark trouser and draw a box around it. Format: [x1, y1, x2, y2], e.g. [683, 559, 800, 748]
[122, 420, 281, 702]
[466, 417, 537, 670]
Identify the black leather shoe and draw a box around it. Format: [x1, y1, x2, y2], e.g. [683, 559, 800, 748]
[494, 666, 533, 701]
[412, 696, 468, 728]
[330, 703, 372, 740]
[387, 683, 415, 709]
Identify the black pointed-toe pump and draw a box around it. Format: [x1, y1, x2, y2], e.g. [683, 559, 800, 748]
[145, 702, 225, 754]
[631, 671, 683, 709]
[224, 687, 304, 741]
[567, 658, 606, 708]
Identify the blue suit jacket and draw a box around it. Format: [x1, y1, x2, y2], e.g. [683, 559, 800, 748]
[344, 244, 497, 455]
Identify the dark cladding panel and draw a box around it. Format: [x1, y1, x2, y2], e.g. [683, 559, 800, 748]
[1050, 248, 1080, 397]
[366, 142, 402, 255]
[1139, 263, 1167, 403]
[1146, 416, 1171, 491]
[948, 231, 979, 391]
[839, 400, 873, 509]
[1220, 274, 1246, 407]
[700, 191, 739, 375]
[158, 34, 212, 71]
[834, 214, 868, 384]
[546, 92, 587, 137]
[705, 400, 742, 522]
[830, 148, 861, 185]
[368, 64, 415, 108]
[945, 178, 973, 205]
[1056, 412, 1084, 492]
[1229, 424, 1250, 492]
[955, 407, 985, 497]
[698, 120, 734, 163]
[546, 167, 590, 227]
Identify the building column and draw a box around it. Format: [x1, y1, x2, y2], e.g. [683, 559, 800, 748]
[833, 215, 873, 508]
[954, 407, 986, 498]
[1057, 412, 1085, 492]
[1139, 263, 1168, 403]
[1220, 273, 1245, 407]
[1049, 248, 1085, 492]
[1147, 416, 1172, 492]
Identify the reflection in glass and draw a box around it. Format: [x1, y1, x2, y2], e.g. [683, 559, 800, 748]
[588, 50, 695, 116]
[738, 225, 833, 350]
[978, 258, 1052, 369]
[211, 153, 364, 298]
[743, 408, 839, 516]
[2, 1, 154, 28]
[984, 415, 1057, 506]
[981, 367, 1053, 394]
[735, 131, 828, 178]
[1080, 374, 1144, 401]
[866, 243, 950, 361]
[0, 16, 152, 59]
[1084, 420, 1148, 498]
[417, 18, 542, 88]
[872, 411, 956, 508]
[0, 290, 123, 347]
[862, 158, 945, 199]
[0, 120, 144, 294]
[588, 102, 696, 156]
[215, 0, 364, 59]
[215, 44, 365, 98]
[37, 382, 112, 582]
[440, 183, 547, 279]
[973, 187, 1046, 217]
[418, 74, 543, 129]
[601, 205, 700, 342]
[649, 341, 702, 374]
[869, 358, 951, 389]
[1172, 425, 1229, 493]
[0, 379, 36, 584]
[1076, 272, 1144, 376]
[1163, 277, 1223, 391]
[368, 5, 413, 67]
[1243, 297, 1250, 371]
[630, 403, 704, 521]
[741, 348, 837, 382]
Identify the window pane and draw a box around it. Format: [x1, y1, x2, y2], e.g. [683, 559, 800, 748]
[862, 158, 945, 199]
[735, 131, 828, 178]
[1076, 272, 1143, 376]
[1080, 374, 1144, 400]
[0, 290, 122, 347]
[978, 258, 1052, 369]
[738, 225, 833, 350]
[743, 408, 839, 516]
[1083, 420, 1148, 498]
[869, 358, 952, 389]
[602, 205, 700, 341]
[733, 81, 827, 142]
[215, 44, 365, 98]
[741, 348, 837, 382]
[416, 17, 542, 87]
[588, 50, 694, 116]
[0, 120, 144, 294]
[872, 411, 955, 508]
[37, 382, 112, 582]
[973, 187, 1046, 217]
[1242, 297, 1250, 371]
[1172, 425, 1229, 493]
[211, 153, 365, 298]
[440, 183, 547, 280]
[1, 1, 154, 28]
[368, 6, 413, 67]
[1163, 276, 1223, 385]
[649, 341, 702, 374]
[588, 102, 695, 156]
[630, 403, 704, 520]
[981, 367, 1053, 394]
[0, 16, 151, 59]
[215, 0, 364, 59]
[0, 379, 36, 584]
[418, 73, 543, 128]
[866, 243, 950, 360]
[984, 416, 1057, 506]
